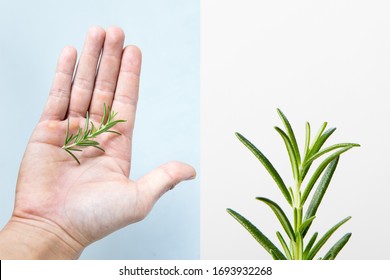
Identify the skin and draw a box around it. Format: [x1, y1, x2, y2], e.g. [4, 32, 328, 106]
[0, 26, 196, 259]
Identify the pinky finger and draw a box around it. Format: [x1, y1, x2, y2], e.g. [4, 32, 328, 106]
[40, 46, 77, 121]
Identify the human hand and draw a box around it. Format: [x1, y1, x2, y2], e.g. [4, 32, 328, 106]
[0, 26, 195, 259]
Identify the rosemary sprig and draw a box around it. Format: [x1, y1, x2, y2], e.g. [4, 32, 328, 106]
[228, 109, 359, 260]
[62, 104, 126, 164]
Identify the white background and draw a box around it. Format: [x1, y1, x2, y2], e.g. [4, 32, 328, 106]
[201, 0, 390, 259]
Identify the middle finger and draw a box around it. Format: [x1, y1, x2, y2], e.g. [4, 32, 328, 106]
[89, 26, 125, 122]
[68, 26, 106, 117]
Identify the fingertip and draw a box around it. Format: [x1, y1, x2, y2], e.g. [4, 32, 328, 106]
[158, 161, 197, 191]
[126, 45, 142, 61]
[60, 46, 77, 62]
[88, 26, 106, 40]
[121, 45, 142, 74]
[125, 45, 142, 57]
[168, 161, 197, 181]
[106, 26, 125, 43]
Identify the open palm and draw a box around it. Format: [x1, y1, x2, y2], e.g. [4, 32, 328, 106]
[10, 27, 195, 257]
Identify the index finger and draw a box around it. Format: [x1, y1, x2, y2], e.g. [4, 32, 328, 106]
[40, 46, 77, 121]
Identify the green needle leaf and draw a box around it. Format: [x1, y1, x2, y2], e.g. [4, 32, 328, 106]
[301, 146, 355, 206]
[65, 119, 70, 143]
[303, 232, 318, 259]
[235, 132, 292, 205]
[276, 231, 292, 260]
[288, 187, 294, 204]
[308, 125, 332, 155]
[303, 157, 340, 237]
[303, 122, 311, 162]
[256, 197, 295, 242]
[277, 109, 301, 165]
[99, 103, 107, 128]
[227, 208, 286, 260]
[91, 145, 105, 152]
[64, 149, 80, 165]
[83, 111, 90, 138]
[107, 130, 122, 135]
[306, 216, 351, 260]
[305, 143, 360, 166]
[274, 127, 299, 181]
[322, 233, 352, 260]
[67, 148, 83, 152]
[302, 126, 335, 180]
[74, 127, 83, 143]
[299, 215, 316, 236]
[269, 250, 281, 260]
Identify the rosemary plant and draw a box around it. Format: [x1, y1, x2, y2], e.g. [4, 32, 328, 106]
[227, 109, 359, 260]
[62, 104, 126, 164]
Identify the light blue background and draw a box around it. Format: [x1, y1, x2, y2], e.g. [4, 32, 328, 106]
[0, 0, 199, 259]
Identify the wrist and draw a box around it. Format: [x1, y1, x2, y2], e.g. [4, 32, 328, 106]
[0, 217, 84, 259]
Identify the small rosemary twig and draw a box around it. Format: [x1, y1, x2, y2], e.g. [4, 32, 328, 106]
[62, 104, 126, 164]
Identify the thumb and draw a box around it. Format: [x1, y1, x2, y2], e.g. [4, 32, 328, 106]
[135, 161, 196, 212]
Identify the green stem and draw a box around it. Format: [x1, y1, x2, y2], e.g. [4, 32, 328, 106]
[292, 179, 303, 259]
